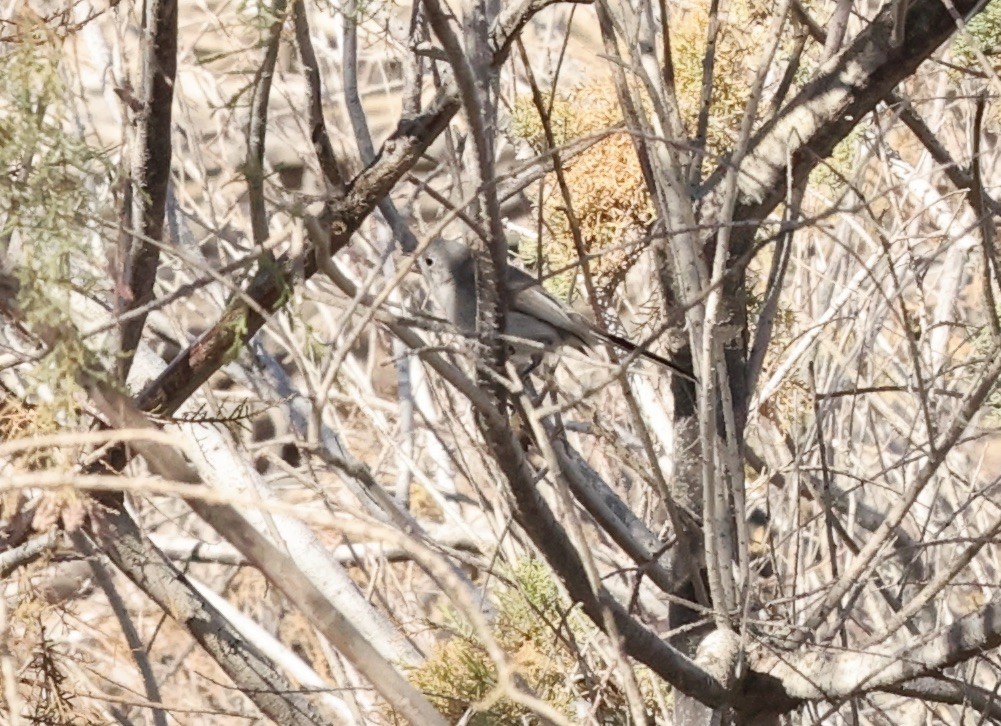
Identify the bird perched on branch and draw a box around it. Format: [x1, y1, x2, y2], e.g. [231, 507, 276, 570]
[417, 237, 697, 382]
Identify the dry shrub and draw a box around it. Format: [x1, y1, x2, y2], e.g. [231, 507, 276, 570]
[508, 1, 805, 306]
[510, 82, 654, 303]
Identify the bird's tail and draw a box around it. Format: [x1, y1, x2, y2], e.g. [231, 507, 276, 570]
[596, 330, 698, 383]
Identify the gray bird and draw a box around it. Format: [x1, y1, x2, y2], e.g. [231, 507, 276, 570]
[417, 237, 697, 382]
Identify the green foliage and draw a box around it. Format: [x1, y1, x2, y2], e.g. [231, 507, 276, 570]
[973, 317, 1001, 424]
[406, 558, 662, 723]
[408, 559, 576, 723]
[1, 24, 113, 420]
[954, 0, 1001, 65]
[807, 123, 866, 192]
[510, 92, 599, 153]
[669, 1, 807, 165]
[494, 557, 563, 643]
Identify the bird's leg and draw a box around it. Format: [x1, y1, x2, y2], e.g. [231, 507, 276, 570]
[530, 359, 563, 407]
[518, 353, 544, 378]
[519, 374, 550, 412]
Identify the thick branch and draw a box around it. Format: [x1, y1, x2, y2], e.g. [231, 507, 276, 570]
[489, 401, 727, 705]
[884, 676, 1001, 721]
[118, 0, 177, 376]
[703, 0, 986, 252]
[84, 379, 449, 726]
[87, 506, 328, 725]
[134, 0, 587, 417]
[756, 596, 1001, 701]
[134, 91, 458, 415]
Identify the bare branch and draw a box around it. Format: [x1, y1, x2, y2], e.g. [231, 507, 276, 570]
[82, 377, 450, 726]
[118, 0, 177, 377]
[245, 0, 290, 246]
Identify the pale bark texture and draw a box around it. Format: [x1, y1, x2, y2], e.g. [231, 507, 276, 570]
[4, 0, 1001, 723]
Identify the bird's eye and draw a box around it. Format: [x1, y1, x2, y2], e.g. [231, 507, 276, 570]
[423, 257, 434, 267]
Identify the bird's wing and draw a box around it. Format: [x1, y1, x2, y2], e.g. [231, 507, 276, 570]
[505, 264, 697, 381]
[506, 268, 597, 347]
